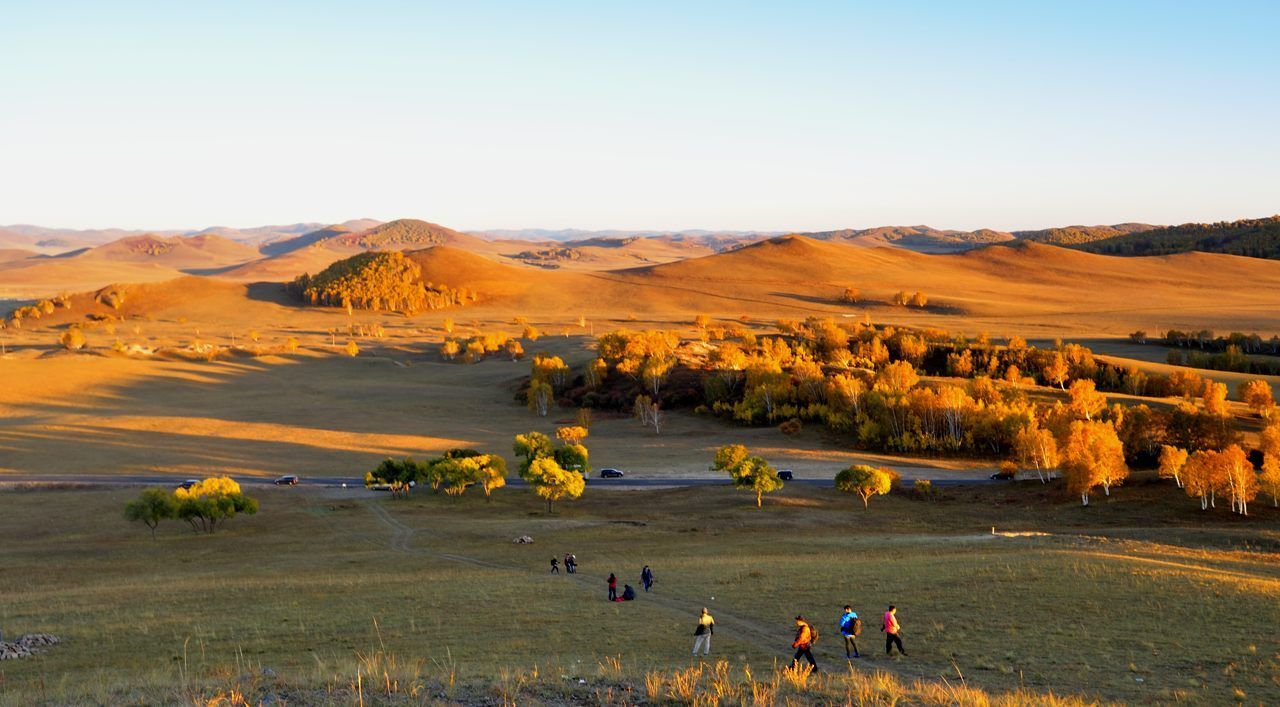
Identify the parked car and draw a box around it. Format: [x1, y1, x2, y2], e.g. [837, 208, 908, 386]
[599, 468, 625, 478]
[178, 479, 199, 490]
[777, 469, 794, 481]
[274, 475, 299, 486]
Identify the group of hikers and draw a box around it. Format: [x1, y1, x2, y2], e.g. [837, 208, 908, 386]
[549, 557, 656, 601]
[693, 605, 907, 671]
[545, 557, 907, 668]
[549, 554, 578, 574]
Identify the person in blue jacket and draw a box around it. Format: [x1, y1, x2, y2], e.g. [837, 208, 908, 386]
[839, 605, 861, 659]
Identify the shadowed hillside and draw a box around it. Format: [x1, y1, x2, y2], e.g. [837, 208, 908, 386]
[800, 225, 1014, 252]
[1014, 223, 1156, 245]
[1073, 215, 1280, 259]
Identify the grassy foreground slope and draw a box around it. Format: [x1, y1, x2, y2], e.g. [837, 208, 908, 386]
[0, 483, 1276, 705]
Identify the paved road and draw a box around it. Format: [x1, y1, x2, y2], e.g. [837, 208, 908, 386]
[0, 473, 998, 489]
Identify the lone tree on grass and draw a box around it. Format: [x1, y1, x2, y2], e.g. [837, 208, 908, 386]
[173, 477, 258, 533]
[124, 488, 177, 538]
[835, 465, 894, 509]
[521, 456, 584, 513]
[514, 431, 587, 512]
[556, 425, 589, 445]
[713, 444, 783, 508]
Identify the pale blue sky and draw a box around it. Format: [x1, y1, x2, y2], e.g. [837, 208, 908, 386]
[2, 1, 1276, 232]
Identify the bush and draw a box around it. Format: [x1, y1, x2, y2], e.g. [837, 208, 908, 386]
[912, 479, 937, 500]
[59, 327, 87, 351]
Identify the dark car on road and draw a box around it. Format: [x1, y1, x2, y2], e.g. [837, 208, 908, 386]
[274, 475, 299, 486]
[599, 468, 625, 478]
[178, 479, 199, 490]
[777, 469, 794, 481]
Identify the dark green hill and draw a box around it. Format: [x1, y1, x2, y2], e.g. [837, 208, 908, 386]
[1014, 223, 1155, 245]
[1072, 216, 1280, 259]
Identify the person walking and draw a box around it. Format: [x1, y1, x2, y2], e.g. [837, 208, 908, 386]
[839, 605, 861, 659]
[550, 557, 559, 574]
[692, 607, 714, 656]
[641, 565, 654, 592]
[564, 553, 575, 574]
[568, 554, 577, 573]
[791, 615, 819, 672]
[883, 605, 907, 656]
[607, 573, 618, 601]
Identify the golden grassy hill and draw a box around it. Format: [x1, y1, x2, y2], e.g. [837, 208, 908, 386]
[10, 234, 1280, 338]
[75, 234, 260, 268]
[0, 248, 36, 263]
[0, 234, 261, 297]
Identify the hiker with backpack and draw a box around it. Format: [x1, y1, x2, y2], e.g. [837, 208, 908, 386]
[692, 608, 714, 656]
[839, 605, 862, 659]
[564, 553, 576, 574]
[883, 605, 907, 656]
[550, 557, 559, 574]
[607, 573, 618, 601]
[791, 615, 819, 672]
[641, 565, 654, 592]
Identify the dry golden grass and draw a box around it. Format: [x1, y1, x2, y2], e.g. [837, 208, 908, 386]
[0, 483, 1276, 704]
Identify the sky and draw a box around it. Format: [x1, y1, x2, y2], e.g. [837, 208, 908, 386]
[2, 0, 1277, 233]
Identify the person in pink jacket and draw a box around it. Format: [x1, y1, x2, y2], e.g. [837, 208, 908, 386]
[883, 605, 907, 656]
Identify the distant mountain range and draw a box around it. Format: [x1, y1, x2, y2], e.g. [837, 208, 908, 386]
[471, 228, 784, 243]
[6, 215, 1280, 271]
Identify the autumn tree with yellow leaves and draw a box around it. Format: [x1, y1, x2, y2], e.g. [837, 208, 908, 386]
[1060, 420, 1127, 506]
[713, 444, 783, 508]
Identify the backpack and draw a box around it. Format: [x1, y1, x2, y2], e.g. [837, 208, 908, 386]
[807, 623, 819, 644]
[851, 617, 863, 636]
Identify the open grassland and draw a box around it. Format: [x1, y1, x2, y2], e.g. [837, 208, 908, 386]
[1, 483, 1276, 705]
[0, 333, 993, 481]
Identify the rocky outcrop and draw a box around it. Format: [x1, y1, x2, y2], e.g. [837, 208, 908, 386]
[0, 633, 61, 660]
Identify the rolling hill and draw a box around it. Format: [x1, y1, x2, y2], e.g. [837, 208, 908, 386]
[799, 225, 1014, 253]
[1072, 215, 1280, 259]
[69, 234, 261, 268]
[1013, 223, 1157, 245]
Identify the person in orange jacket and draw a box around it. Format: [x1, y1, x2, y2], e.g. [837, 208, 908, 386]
[791, 615, 818, 672]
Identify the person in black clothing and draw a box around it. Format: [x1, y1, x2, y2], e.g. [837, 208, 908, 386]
[622, 584, 636, 601]
[564, 553, 575, 574]
[607, 573, 617, 601]
[550, 557, 559, 574]
[641, 565, 654, 592]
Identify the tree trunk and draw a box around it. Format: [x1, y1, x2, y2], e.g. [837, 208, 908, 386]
[1081, 493, 1089, 506]
[1102, 483, 1110, 496]
[756, 490, 762, 508]
[547, 498, 553, 514]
